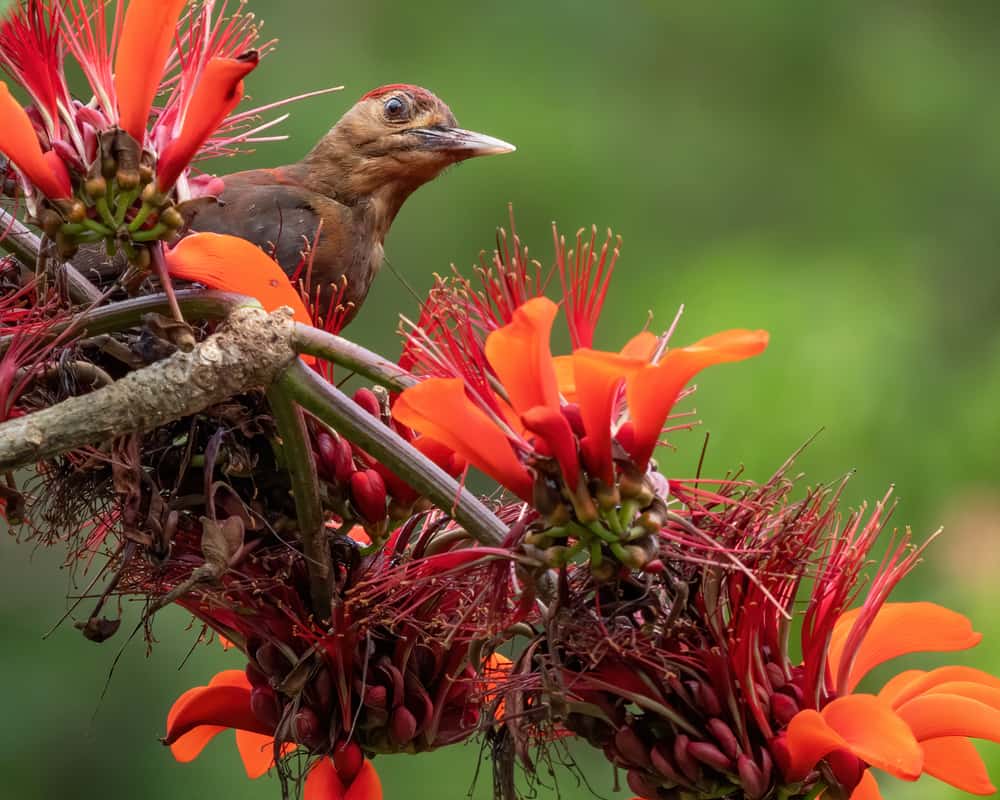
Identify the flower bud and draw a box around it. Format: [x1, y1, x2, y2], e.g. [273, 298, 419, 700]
[770, 691, 799, 726]
[560, 403, 586, 437]
[363, 684, 388, 710]
[314, 431, 339, 481]
[85, 175, 107, 199]
[160, 206, 184, 229]
[707, 717, 740, 760]
[737, 754, 767, 800]
[250, 686, 280, 729]
[353, 387, 381, 418]
[293, 706, 323, 747]
[350, 469, 387, 522]
[333, 740, 365, 784]
[765, 662, 787, 690]
[390, 705, 418, 745]
[626, 769, 661, 800]
[614, 725, 651, 768]
[67, 200, 87, 224]
[651, 743, 689, 788]
[117, 167, 140, 191]
[673, 734, 701, 784]
[687, 739, 733, 772]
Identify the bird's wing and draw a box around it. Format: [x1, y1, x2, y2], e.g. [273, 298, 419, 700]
[184, 172, 340, 275]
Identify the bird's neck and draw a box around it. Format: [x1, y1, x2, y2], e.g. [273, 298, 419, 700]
[296, 136, 421, 244]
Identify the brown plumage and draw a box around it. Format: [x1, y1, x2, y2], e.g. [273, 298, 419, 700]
[184, 84, 515, 324]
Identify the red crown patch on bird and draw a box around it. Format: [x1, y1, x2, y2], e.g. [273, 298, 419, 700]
[360, 84, 435, 102]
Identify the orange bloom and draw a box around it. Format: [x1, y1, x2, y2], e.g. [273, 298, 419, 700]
[782, 602, 1000, 798]
[114, 0, 188, 142]
[165, 233, 312, 325]
[165, 669, 382, 799]
[0, 81, 71, 199]
[396, 295, 767, 497]
[157, 53, 260, 191]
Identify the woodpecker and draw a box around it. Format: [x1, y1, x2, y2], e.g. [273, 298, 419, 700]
[184, 84, 514, 323]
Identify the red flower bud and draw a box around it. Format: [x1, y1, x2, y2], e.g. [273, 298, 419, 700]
[687, 739, 734, 772]
[738, 754, 767, 800]
[350, 469, 387, 522]
[770, 691, 800, 726]
[294, 706, 323, 747]
[250, 686, 280, 730]
[333, 740, 365, 784]
[626, 769, 661, 800]
[353, 388, 381, 418]
[389, 705, 418, 745]
[614, 725, 651, 768]
[707, 717, 740, 760]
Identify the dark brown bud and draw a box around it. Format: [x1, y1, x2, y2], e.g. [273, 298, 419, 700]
[85, 175, 107, 198]
[67, 200, 87, 223]
[38, 209, 62, 237]
[160, 206, 184, 229]
[139, 164, 154, 185]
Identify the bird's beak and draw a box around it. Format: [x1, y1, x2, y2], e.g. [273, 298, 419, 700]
[409, 126, 516, 157]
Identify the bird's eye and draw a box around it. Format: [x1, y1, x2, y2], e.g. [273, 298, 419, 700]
[383, 96, 407, 119]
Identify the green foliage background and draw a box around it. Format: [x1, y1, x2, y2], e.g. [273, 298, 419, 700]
[1, 1, 998, 798]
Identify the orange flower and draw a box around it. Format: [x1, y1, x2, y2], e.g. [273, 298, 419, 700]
[782, 602, 1000, 798]
[114, 0, 188, 142]
[165, 233, 312, 325]
[156, 53, 260, 191]
[165, 669, 382, 799]
[0, 81, 71, 199]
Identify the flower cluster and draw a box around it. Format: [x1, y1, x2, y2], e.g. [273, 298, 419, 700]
[1, 5, 997, 800]
[0, 0, 328, 264]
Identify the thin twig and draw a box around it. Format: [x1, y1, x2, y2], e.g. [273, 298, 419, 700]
[291, 323, 416, 391]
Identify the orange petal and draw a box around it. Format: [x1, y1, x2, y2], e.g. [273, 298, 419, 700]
[166, 670, 252, 762]
[885, 666, 1000, 709]
[821, 695, 923, 781]
[522, 404, 579, 488]
[921, 737, 996, 795]
[894, 693, 1000, 743]
[620, 331, 658, 360]
[783, 696, 922, 782]
[393, 377, 533, 501]
[849, 770, 883, 800]
[484, 297, 560, 416]
[235, 729, 277, 779]
[877, 670, 926, 706]
[163, 669, 271, 747]
[922, 681, 1000, 711]
[553, 355, 576, 402]
[0, 82, 71, 199]
[345, 760, 383, 800]
[305, 757, 346, 800]
[114, 0, 188, 141]
[625, 329, 768, 468]
[157, 54, 259, 190]
[830, 603, 982, 692]
[571, 348, 646, 484]
[165, 233, 312, 325]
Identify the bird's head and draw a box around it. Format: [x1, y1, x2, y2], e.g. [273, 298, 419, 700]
[304, 84, 514, 209]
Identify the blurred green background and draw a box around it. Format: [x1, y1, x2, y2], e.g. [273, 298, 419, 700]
[2, 0, 999, 798]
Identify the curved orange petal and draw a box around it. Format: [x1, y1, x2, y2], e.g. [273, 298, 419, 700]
[484, 297, 560, 416]
[620, 331, 658, 361]
[522, 404, 579, 488]
[883, 666, 1000, 709]
[625, 329, 768, 468]
[166, 670, 254, 762]
[877, 670, 926, 706]
[305, 757, 346, 800]
[831, 603, 982, 692]
[784, 695, 922, 782]
[393, 378, 533, 500]
[345, 760, 382, 800]
[920, 737, 996, 795]
[849, 770, 883, 800]
[235, 729, 277, 779]
[165, 233, 312, 325]
[922, 682, 1000, 711]
[157, 54, 259, 191]
[0, 82, 71, 199]
[894, 693, 1000, 743]
[553, 355, 576, 402]
[571, 348, 646, 484]
[163, 670, 271, 747]
[821, 695, 923, 781]
[114, 0, 188, 141]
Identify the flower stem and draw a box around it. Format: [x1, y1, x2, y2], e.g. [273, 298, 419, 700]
[277, 360, 508, 547]
[266, 384, 333, 622]
[291, 323, 416, 391]
[149, 242, 185, 323]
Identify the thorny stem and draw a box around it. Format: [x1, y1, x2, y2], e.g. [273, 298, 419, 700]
[0, 206, 103, 305]
[267, 384, 334, 622]
[291, 324, 416, 392]
[278, 360, 509, 548]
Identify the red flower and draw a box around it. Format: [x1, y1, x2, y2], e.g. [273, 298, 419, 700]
[0, 81, 71, 199]
[165, 669, 382, 799]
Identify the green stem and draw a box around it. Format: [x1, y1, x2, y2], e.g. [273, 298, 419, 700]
[277, 360, 508, 547]
[266, 385, 333, 622]
[0, 290, 256, 355]
[291, 324, 416, 392]
[127, 202, 154, 232]
[95, 197, 116, 229]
